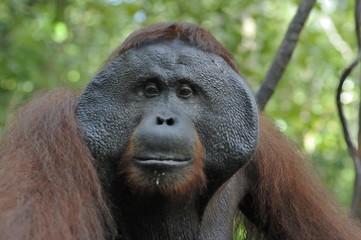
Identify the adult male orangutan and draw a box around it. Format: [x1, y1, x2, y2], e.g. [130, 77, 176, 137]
[1, 22, 361, 240]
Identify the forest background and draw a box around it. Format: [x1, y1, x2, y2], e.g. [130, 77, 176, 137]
[0, 0, 358, 208]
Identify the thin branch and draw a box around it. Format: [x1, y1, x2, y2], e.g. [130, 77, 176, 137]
[337, 0, 361, 216]
[336, 52, 361, 213]
[256, 0, 316, 110]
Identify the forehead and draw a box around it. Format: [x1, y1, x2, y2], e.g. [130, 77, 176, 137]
[120, 40, 235, 78]
[132, 40, 214, 63]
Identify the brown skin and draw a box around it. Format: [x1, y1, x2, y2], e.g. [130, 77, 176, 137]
[1, 23, 361, 240]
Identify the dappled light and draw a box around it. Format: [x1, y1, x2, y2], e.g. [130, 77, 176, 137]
[0, 0, 358, 209]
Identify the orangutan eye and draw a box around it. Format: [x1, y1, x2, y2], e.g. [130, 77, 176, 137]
[178, 85, 193, 99]
[144, 82, 160, 97]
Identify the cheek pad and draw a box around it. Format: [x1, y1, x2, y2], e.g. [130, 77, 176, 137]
[76, 63, 137, 161]
[195, 71, 259, 179]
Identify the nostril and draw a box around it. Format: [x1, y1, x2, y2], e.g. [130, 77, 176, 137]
[156, 116, 164, 125]
[166, 118, 175, 126]
[156, 116, 175, 126]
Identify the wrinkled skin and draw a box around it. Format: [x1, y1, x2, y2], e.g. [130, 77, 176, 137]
[76, 39, 258, 239]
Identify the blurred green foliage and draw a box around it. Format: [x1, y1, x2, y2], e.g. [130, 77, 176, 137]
[0, 0, 359, 207]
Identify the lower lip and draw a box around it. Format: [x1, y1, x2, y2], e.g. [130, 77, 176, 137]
[133, 158, 191, 170]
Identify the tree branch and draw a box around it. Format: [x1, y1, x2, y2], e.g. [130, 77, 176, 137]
[256, 0, 316, 110]
[337, 0, 361, 217]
